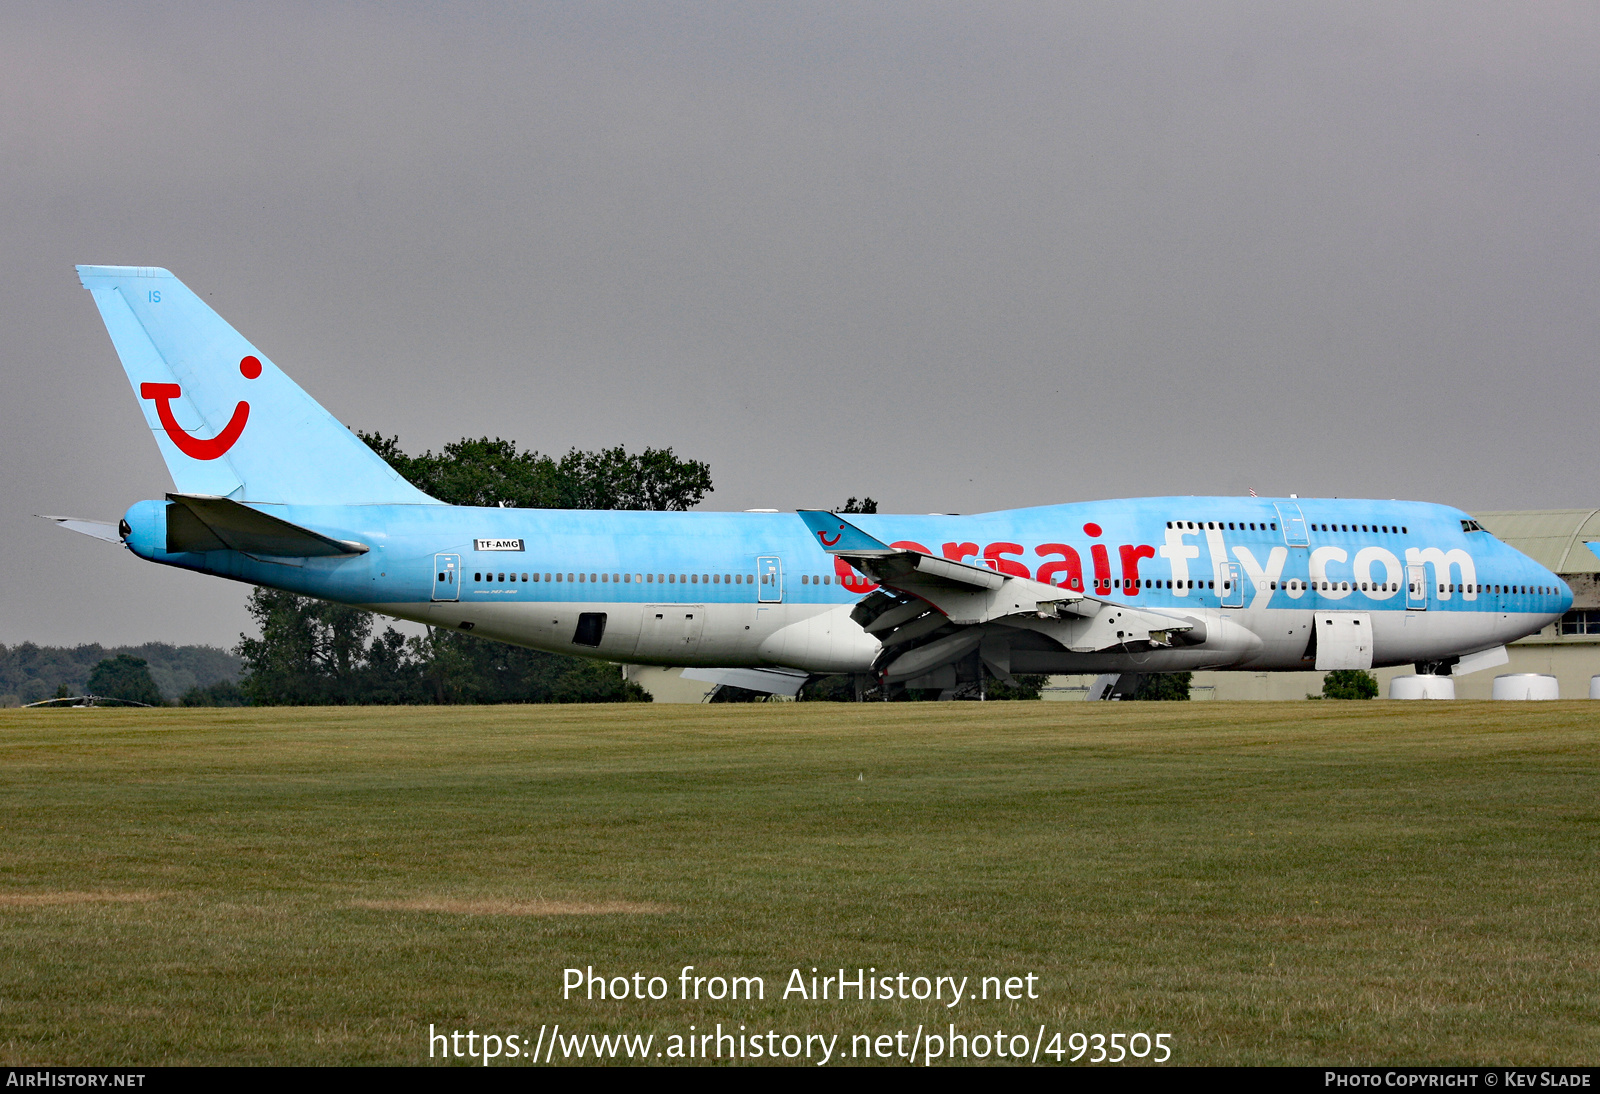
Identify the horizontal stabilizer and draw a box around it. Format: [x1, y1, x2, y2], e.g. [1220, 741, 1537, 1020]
[681, 666, 810, 697]
[39, 515, 123, 544]
[165, 493, 368, 557]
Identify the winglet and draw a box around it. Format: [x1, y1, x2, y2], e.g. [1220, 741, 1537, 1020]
[796, 510, 893, 554]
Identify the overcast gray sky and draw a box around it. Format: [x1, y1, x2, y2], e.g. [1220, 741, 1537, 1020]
[4, 2, 1597, 649]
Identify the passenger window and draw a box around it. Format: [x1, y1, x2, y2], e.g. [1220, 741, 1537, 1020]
[474, 572, 481, 581]
[668, 575, 675, 584]
[801, 575, 808, 585]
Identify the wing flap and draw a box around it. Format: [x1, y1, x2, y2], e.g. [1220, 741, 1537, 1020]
[680, 666, 811, 697]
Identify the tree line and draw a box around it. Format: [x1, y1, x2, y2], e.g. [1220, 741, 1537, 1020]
[0, 642, 241, 707]
[222, 433, 717, 706]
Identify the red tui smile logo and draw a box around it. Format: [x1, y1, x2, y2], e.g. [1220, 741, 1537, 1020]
[818, 526, 844, 548]
[140, 355, 261, 460]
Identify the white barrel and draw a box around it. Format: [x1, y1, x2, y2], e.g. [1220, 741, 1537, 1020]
[1492, 673, 1559, 700]
[1590, 675, 1600, 700]
[1389, 674, 1456, 700]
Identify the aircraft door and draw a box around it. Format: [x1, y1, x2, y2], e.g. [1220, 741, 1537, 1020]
[1406, 564, 1428, 611]
[1274, 502, 1309, 547]
[757, 556, 783, 603]
[1219, 561, 1245, 608]
[432, 554, 460, 602]
[640, 605, 705, 657]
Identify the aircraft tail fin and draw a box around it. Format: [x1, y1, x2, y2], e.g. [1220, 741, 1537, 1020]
[76, 265, 437, 506]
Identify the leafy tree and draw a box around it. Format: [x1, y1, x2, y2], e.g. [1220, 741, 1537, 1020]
[798, 674, 860, 702]
[1131, 672, 1192, 700]
[0, 643, 240, 706]
[984, 673, 1046, 700]
[86, 655, 164, 706]
[358, 433, 712, 511]
[235, 589, 387, 705]
[835, 497, 878, 514]
[1322, 669, 1378, 700]
[180, 681, 248, 707]
[234, 432, 697, 705]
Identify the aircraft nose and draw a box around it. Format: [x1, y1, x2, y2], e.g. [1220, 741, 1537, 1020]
[1555, 572, 1574, 615]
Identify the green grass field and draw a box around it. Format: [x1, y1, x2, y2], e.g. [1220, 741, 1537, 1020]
[0, 701, 1595, 1066]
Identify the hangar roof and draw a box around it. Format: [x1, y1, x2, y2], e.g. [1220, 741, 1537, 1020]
[1470, 509, 1600, 575]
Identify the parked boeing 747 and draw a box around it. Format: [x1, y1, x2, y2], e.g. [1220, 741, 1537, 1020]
[48, 266, 1570, 697]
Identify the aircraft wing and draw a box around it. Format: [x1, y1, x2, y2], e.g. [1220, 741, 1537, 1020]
[796, 510, 1201, 681]
[797, 509, 1087, 624]
[680, 666, 811, 697]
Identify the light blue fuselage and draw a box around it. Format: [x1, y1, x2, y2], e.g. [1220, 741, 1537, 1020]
[120, 495, 1570, 676]
[72, 263, 1568, 682]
